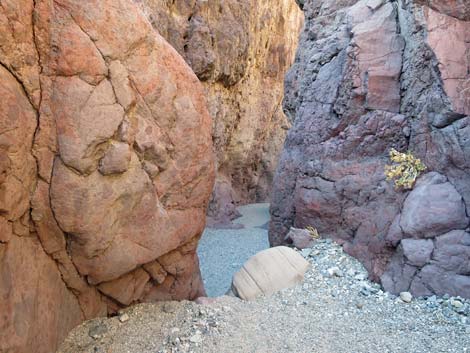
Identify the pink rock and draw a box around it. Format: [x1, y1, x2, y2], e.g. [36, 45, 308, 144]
[286, 227, 315, 249]
[99, 142, 132, 175]
[416, 0, 470, 21]
[0, 1, 214, 352]
[423, 6, 470, 115]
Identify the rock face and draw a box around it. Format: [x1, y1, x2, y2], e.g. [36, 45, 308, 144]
[0, 1, 214, 352]
[270, 0, 470, 298]
[415, 0, 470, 20]
[232, 246, 309, 300]
[135, 0, 304, 225]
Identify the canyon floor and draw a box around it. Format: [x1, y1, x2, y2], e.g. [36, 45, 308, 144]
[58, 205, 470, 353]
[198, 203, 270, 296]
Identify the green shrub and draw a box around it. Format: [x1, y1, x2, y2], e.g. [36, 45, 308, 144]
[385, 149, 426, 190]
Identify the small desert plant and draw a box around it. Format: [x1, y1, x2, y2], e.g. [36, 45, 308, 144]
[306, 225, 320, 239]
[385, 149, 426, 189]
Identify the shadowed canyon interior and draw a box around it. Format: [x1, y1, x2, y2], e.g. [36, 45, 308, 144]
[0, 0, 469, 352]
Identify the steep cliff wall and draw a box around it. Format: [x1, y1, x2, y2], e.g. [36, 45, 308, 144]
[135, 0, 304, 225]
[0, 1, 214, 352]
[270, 0, 470, 298]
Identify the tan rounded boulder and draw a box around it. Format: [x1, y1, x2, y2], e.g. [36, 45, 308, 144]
[232, 246, 309, 300]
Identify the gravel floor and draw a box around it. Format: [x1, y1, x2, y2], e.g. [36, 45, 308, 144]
[59, 239, 470, 353]
[198, 203, 270, 296]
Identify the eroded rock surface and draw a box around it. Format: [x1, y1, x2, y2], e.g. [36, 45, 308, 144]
[135, 0, 304, 225]
[270, 0, 470, 298]
[0, 1, 214, 352]
[231, 246, 309, 300]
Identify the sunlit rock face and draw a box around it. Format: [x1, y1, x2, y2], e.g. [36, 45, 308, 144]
[136, 0, 304, 225]
[415, 0, 470, 21]
[0, 1, 214, 352]
[270, 0, 470, 298]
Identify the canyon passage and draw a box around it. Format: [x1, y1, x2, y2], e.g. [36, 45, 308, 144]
[1, 0, 470, 353]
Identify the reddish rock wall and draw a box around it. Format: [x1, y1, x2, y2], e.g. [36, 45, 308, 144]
[0, 1, 214, 352]
[135, 0, 304, 225]
[270, 0, 470, 298]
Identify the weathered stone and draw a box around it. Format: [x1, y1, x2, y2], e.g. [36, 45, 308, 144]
[232, 246, 309, 300]
[98, 268, 150, 306]
[432, 231, 470, 273]
[422, 7, 470, 115]
[415, 0, 470, 21]
[0, 1, 214, 352]
[401, 239, 434, 267]
[99, 142, 132, 175]
[271, 0, 470, 298]
[399, 172, 469, 238]
[137, 0, 303, 224]
[143, 260, 168, 284]
[399, 291, 413, 303]
[286, 227, 315, 249]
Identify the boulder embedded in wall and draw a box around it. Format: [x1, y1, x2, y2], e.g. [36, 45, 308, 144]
[270, 0, 470, 298]
[382, 230, 470, 297]
[399, 173, 468, 238]
[136, 0, 303, 224]
[0, 1, 214, 352]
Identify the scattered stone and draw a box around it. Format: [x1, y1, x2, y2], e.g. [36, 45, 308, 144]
[450, 299, 464, 309]
[400, 292, 413, 303]
[327, 267, 344, 277]
[354, 273, 367, 281]
[286, 227, 315, 249]
[163, 303, 176, 314]
[118, 313, 130, 323]
[189, 333, 203, 344]
[88, 323, 107, 340]
[301, 248, 312, 258]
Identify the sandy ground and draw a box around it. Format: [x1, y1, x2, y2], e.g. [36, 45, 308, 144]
[58, 239, 470, 353]
[198, 203, 270, 296]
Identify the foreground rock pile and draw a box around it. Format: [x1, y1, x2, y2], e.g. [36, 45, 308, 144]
[270, 0, 470, 298]
[58, 239, 470, 353]
[0, 1, 214, 352]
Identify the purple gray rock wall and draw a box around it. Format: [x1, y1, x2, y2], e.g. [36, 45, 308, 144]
[270, 0, 470, 298]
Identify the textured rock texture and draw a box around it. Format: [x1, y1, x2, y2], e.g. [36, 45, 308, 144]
[0, 1, 214, 352]
[270, 0, 470, 298]
[231, 246, 309, 300]
[135, 0, 303, 225]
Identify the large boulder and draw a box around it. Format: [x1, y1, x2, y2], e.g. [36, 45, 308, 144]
[232, 246, 309, 300]
[0, 1, 214, 352]
[270, 0, 470, 298]
[136, 0, 304, 224]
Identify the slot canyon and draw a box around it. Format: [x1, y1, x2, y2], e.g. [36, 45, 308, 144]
[1, 0, 469, 352]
